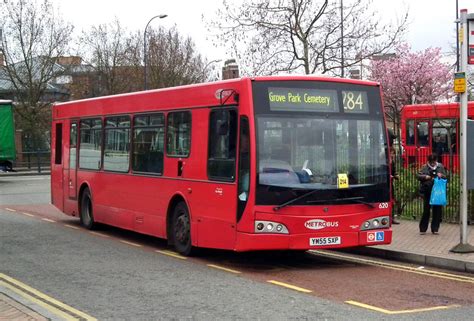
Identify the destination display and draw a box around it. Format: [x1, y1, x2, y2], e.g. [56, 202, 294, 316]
[268, 87, 370, 114]
[268, 87, 338, 112]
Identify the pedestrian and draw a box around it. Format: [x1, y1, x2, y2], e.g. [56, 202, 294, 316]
[417, 153, 447, 235]
[390, 146, 400, 224]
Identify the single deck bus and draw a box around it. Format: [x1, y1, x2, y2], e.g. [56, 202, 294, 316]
[400, 102, 474, 170]
[51, 76, 393, 255]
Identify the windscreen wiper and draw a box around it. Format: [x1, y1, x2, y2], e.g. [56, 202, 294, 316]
[307, 196, 375, 208]
[273, 189, 319, 211]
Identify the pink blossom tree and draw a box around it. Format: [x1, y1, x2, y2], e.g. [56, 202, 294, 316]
[369, 44, 453, 143]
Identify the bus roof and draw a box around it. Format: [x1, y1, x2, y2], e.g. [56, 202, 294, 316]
[403, 101, 474, 109]
[54, 75, 379, 107]
[249, 75, 379, 86]
[52, 75, 380, 120]
[402, 101, 474, 118]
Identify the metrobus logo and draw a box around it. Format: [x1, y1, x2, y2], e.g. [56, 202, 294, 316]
[304, 219, 339, 230]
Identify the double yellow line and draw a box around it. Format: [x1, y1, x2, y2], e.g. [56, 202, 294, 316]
[0, 273, 96, 320]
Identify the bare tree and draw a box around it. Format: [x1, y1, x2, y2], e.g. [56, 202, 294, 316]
[81, 22, 212, 94]
[0, 0, 73, 149]
[207, 0, 408, 76]
[146, 26, 209, 89]
[80, 19, 143, 96]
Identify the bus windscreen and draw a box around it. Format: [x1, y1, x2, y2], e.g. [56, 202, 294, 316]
[253, 81, 388, 206]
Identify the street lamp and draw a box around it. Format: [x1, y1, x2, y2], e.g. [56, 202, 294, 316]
[340, 0, 344, 78]
[144, 14, 167, 90]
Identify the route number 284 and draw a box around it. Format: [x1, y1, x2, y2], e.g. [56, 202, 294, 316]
[342, 91, 363, 110]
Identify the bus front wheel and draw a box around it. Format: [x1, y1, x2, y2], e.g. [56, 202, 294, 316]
[172, 202, 193, 256]
[80, 188, 96, 230]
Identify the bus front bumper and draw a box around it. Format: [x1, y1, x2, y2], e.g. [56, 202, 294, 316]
[234, 229, 392, 252]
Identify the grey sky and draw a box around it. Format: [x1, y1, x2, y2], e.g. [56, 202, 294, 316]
[56, 0, 473, 66]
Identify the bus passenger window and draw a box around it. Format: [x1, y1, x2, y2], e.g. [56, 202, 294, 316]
[238, 116, 250, 202]
[70, 123, 77, 169]
[132, 114, 164, 174]
[432, 119, 454, 156]
[167, 112, 191, 157]
[237, 117, 250, 219]
[406, 120, 415, 145]
[104, 116, 131, 172]
[416, 121, 429, 147]
[207, 109, 237, 180]
[79, 118, 102, 170]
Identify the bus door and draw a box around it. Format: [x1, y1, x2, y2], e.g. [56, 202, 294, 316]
[51, 121, 64, 210]
[415, 120, 430, 164]
[197, 108, 238, 249]
[68, 121, 78, 199]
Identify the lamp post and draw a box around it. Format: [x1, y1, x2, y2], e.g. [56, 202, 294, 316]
[456, 0, 459, 72]
[144, 14, 167, 90]
[340, 0, 344, 78]
[450, 9, 474, 254]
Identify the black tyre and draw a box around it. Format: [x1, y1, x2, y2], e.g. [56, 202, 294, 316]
[80, 188, 96, 229]
[172, 202, 193, 256]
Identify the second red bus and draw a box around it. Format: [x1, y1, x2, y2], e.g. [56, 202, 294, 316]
[401, 102, 474, 170]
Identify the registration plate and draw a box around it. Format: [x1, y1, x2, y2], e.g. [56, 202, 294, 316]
[309, 236, 341, 246]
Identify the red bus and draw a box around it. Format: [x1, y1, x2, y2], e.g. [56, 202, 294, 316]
[51, 76, 393, 255]
[400, 102, 474, 170]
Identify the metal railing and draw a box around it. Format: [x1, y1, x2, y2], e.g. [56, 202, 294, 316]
[393, 149, 474, 224]
[12, 151, 50, 173]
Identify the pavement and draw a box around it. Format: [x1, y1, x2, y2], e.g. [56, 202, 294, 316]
[349, 218, 474, 273]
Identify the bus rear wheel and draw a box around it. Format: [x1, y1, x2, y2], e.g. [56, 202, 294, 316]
[80, 188, 96, 230]
[172, 202, 193, 256]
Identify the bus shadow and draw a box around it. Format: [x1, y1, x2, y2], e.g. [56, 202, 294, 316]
[76, 223, 362, 272]
[196, 248, 362, 272]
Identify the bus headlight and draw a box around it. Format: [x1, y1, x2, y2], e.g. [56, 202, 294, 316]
[255, 221, 289, 234]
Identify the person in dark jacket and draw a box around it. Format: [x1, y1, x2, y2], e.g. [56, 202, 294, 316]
[417, 154, 447, 235]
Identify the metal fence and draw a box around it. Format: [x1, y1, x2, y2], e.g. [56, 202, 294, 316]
[12, 151, 50, 173]
[393, 149, 474, 224]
